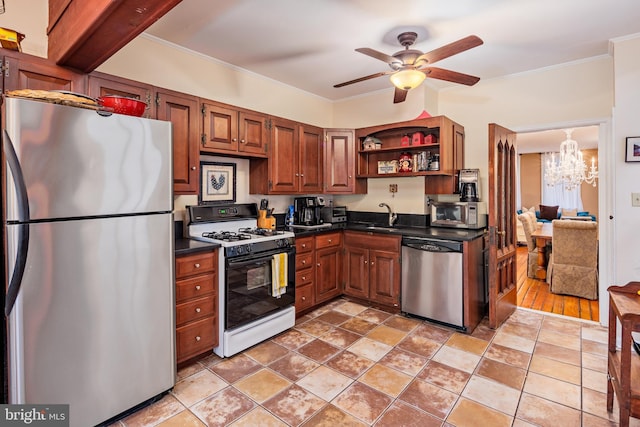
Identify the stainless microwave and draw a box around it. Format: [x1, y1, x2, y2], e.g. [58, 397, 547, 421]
[430, 202, 487, 229]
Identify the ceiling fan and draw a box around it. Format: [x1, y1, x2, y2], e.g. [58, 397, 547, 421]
[334, 32, 483, 103]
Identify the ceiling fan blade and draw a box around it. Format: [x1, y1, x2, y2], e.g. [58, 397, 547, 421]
[416, 35, 483, 66]
[393, 87, 408, 104]
[422, 67, 480, 86]
[356, 47, 403, 66]
[333, 71, 391, 88]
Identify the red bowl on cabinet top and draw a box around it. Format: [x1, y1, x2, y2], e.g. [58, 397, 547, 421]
[97, 96, 147, 117]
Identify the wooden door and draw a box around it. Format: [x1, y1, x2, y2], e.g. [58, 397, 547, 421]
[299, 124, 324, 194]
[201, 103, 238, 152]
[87, 72, 154, 117]
[156, 89, 199, 195]
[269, 117, 299, 193]
[324, 130, 354, 193]
[488, 124, 518, 328]
[238, 111, 268, 156]
[315, 247, 342, 303]
[3, 54, 86, 93]
[369, 250, 401, 307]
[343, 245, 369, 299]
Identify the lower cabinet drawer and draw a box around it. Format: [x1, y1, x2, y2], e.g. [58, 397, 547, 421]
[296, 268, 313, 286]
[296, 283, 314, 312]
[175, 273, 216, 303]
[296, 252, 313, 270]
[176, 296, 215, 326]
[176, 316, 217, 362]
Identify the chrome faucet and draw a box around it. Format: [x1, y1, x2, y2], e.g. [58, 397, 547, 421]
[379, 203, 398, 227]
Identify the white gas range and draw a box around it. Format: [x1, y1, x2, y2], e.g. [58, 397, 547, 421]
[185, 203, 296, 357]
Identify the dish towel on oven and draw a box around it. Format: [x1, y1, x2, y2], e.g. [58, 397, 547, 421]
[271, 253, 288, 298]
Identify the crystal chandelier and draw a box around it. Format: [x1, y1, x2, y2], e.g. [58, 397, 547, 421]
[544, 128, 598, 191]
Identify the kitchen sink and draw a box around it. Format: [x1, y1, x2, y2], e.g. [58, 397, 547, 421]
[364, 226, 401, 232]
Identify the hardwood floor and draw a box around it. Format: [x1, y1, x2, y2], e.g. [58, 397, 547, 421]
[516, 245, 599, 322]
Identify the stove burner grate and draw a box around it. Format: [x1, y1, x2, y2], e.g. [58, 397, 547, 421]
[202, 231, 252, 242]
[238, 227, 284, 237]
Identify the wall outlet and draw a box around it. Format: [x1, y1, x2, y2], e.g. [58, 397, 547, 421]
[633, 193, 640, 207]
[389, 184, 398, 193]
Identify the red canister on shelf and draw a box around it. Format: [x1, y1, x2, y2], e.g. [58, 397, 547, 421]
[411, 132, 424, 145]
[398, 152, 412, 172]
[424, 134, 437, 144]
[401, 134, 410, 146]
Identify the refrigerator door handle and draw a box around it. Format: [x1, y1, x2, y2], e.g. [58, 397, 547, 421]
[3, 130, 30, 316]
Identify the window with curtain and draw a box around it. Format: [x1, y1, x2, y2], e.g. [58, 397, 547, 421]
[541, 152, 584, 210]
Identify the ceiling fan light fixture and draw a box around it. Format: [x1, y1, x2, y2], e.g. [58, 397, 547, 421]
[390, 69, 425, 90]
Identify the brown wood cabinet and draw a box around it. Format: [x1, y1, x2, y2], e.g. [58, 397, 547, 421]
[175, 249, 218, 364]
[344, 231, 401, 308]
[201, 101, 268, 157]
[2, 51, 86, 93]
[315, 232, 343, 304]
[295, 236, 315, 313]
[324, 129, 365, 194]
[355, 116, 464, 194]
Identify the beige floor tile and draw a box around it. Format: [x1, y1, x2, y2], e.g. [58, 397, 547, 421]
[582, 338, 608, 357]
[515, 393, 581, 427]
[498, 321, 540, 342]
[447, 397, 513, 427]
[296, 365, 353, 401]
[533, 341, 581, 366]
[271, 328, 315, 350]
[244, 340, 290, 365]
[541, 316, 583, 337]
[537, 328, 581, 351]
[301, 404, 368, 427]
[523, 372, 581, 409]
[315, 310, 352, 325]
[176, 362, 205, 382]
[582, 367, 609, 393]
[333, 382, 394, 424]
[295, 320, 335, 337]
[508, 310, 544, 329]
[484, 342, 532, 369]
[356, 308, 393, 324]
[396, 334, 441, 358]
[377, 347, 428, 376]
[190, 387, 256, 426]
[417, 360, 471, 394]
[470, 319, 497, 342]
[432, 345, 481, 374]
[209, 353, 261, 383]
[268, 352, 320, 381]
[462, 375, 521, 415]
[528, 354, 581, 385]
[398, 379, 458, 419]
[583, 351, 608, 373]
[492, 330, 536, 354]
[411, 322, 454, 343]
[582, 324, 609, 344]
[233, 369, 291, 403]
[332, 300, 369, 316]
[375, 400, 442, 427]
[347, 337, 392, 361]
[121, 394, 185, 427]
[325, 350, 375, 378]
[383, 315, 422, 332]
[358, 363, 412, 397]
[318, 327, 361, 348]
[228, 407, 287, 427]
[155, 410, 206, 427]
[298, 338, 342, 363]
[445, 332, 490, 355]
[581, 412, 620, 427]
[475, 357, 527, 390]
[365, 324, 407, 346]
[171, 369, 228, 407]
[340, 317, 377, 335]
[582, 387, 619, 422]
[262, 384, 327, 426]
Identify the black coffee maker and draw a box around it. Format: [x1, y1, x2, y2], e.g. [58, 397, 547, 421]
[458, 169, 480, 202]
[294, 196, 325, 225]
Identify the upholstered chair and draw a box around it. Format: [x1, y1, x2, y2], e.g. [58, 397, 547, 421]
[517, 211, 539, 278]
[547, 220, 598, 300]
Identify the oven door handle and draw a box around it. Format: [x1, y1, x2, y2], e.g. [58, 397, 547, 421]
[226, 248, 295, 268]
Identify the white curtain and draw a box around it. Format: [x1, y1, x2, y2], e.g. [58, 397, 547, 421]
[541, 152, 584, 210]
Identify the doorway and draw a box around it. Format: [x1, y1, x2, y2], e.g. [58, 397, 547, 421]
[514, 123, 607, 323]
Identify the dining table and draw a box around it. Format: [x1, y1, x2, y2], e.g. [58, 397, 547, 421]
[530, 222, 553, 280]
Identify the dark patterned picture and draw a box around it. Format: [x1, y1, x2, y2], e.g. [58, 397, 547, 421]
[199, 161, 236, 203]
[626, 137, 640, 162]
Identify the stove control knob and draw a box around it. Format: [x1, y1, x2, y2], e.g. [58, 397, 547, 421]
[245, 244, 252, 253]
[236, 246, 244, 255]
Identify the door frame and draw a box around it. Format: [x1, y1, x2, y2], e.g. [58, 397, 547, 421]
[513, 117, 613, 326]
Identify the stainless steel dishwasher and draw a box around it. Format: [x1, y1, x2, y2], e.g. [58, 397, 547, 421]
[401, 236, 464, 329]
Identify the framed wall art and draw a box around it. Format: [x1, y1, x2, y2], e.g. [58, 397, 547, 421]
[199, 161, 236, 204]
[626, 136, 640, 162]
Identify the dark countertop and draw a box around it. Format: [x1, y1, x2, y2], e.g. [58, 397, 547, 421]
[284, 223, 486, 242]
[175, 238, 221, 256]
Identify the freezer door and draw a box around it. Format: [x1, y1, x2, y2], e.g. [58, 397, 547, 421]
[7, 213, 175, 427]
[4, 97, 173, 222]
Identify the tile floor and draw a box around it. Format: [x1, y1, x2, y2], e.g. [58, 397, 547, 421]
[112, 298, 633, 427]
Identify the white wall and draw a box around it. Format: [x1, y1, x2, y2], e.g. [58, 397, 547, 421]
[0, 0, 48, 57]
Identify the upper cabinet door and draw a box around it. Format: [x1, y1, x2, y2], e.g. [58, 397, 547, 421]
[299, 124, 324, 194]
[238, 111, 268, 156]
[268, 117, 299, 193]
[324, 129, 355, 194]
[88, 72, 155, 118]
[156, 89, 200, 195]
[2, 53, 86, 93]
[201, 102, 239, 153]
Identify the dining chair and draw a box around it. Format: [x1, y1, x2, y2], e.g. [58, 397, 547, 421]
[517, 211, 539, 278]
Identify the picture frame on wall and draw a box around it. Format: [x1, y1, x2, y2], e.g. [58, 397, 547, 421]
[626, 136, 640, 162]
[199, 161, 236, 204]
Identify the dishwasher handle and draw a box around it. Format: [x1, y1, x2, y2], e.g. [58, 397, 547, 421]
[402, 237, 462, 253]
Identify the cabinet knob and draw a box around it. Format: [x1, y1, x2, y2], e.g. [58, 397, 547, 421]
[295, 173, 299, 177]
[195, 307, 201, 313]
[317, 263, 320, 267]
[328, 239, 332, 243]
[348, 175, 352, 179]
[195, 336, 201, 342]
[302, 260, 306, 265]
[241, 139, 246, 143]
[371, 261, 375, 265]
[302, 276, 306, 281]
[191, 166, 197, 170]
[300, 174, 304, 177]
[302, 296, 306, 301]
[194, 263, 200, 268]
[195, 285, 201, 291]
[302, 244, 306, 249]
[232, 138, 237, 142]
[364, 260, 368, 264]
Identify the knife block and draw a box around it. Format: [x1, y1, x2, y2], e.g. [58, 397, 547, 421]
[257, 210, 275, 229]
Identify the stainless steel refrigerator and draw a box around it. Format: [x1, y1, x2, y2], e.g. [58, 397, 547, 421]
[2, 97, 176, 426]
